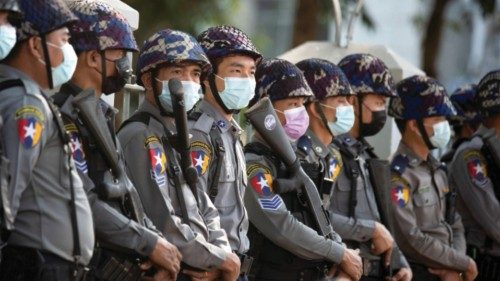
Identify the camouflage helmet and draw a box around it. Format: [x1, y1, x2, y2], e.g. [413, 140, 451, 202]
[448, 84, 481, 126]
[136, 29, 211, 86]
[197, 25, 262, 66]
[0, 0, 21, 15]
[338, 53, 396, 97]
[254, 58, 313, 104]
[296, 58, 354, 103]
[476, 69, 500, 118]
[17, 0, 77, 41]
[67, 0, 137, 53]
[389, 75, 456, 120]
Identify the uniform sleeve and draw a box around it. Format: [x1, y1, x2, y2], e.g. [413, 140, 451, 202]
[118, 128, 228, 270]
[390, 175, 470, 271]
[449, 149, 500, 246]
[451, 211, 466, 254]
[2, 96, 48, 225]
[198, 190, 231, 252]
[329, 211, 376, 242]
[188, 129, 214, 194]
[244, 155, 345, 264]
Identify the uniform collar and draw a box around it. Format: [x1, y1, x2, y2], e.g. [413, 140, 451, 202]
[199, 99, 241, 134]
[0, 63, 40, 95]
[306, 129, 329, 158]
[138, 99, 176, 132]
[396, 141, 441, 169]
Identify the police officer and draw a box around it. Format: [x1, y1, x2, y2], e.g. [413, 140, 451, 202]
[189, 25, 262, 280]
[388, 75, 478, 281]
[441, 84, 481, 163]
[0, 0, 20, 61]
[0, 0, 94, 279]
[448, 69, 500, 281]
[295, 58, 356, 208]
[117, 28, 241, 281]
[331, 54, 412, 281]
[245, 58, 362, 281]
[52, 1, 181, 280]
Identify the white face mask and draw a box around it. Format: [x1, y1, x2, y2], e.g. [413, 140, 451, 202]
[429, 120, 451, 149]
[321, 104, 355, 136]
[156, 79, 202, 112]
[216, 75, 256, 110]
[38, 42, 78, 88]
[0, 24, 17, 60]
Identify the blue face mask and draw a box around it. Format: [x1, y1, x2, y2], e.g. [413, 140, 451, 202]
[429, 120, 451, 149]
[0, 24, 16, 60]
[39, 42, 78, 88]
[216, 75, 256, 110]
[157, 79, 202, 112]
[321, 104, 355, 136]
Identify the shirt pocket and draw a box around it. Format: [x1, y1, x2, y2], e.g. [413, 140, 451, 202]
[332, 173, 362, 215]
[413, 189, 439, 227]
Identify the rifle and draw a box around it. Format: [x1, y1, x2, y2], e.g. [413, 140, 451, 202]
[168, 79, 199, 203]
[245, 97, 334, 239]
[366, 158, 399, 277]
[72, 90, 148, 226]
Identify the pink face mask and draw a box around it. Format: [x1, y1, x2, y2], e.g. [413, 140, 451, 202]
[276, 106, 309, 141]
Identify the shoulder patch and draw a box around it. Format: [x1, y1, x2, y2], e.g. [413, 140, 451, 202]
[297, 135, 312, 155]
[391, 154, 409, 175]
[247, 163, 283, 211]
[190, 140, 211, 176]
[145, 135, 167, 188]
[16, 105, 44, 149]
[464, 150, 489, 188]
[390, 174, 411, 207]
[326, 148, 343, 181]
[65, 123, 88, 174]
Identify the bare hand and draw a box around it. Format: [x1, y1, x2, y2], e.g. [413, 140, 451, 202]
[183, 269, 220, 281]
[372, 222, 394, 266]
[339, 248, 362, 281]
[463, 258, 478, 281]
[149, 238, 182, 280]
[386, 267, 412, 281]
[141, 268, 174, 281]
[428, 268, 462, 281]
[218, 252, 241, 281]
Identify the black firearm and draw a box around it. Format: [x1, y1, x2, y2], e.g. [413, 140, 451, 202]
[245, 97, 334, 239]
[72, 90, 148, 227]
[168, 79, 199, 203]
[366, 158, 400, 277]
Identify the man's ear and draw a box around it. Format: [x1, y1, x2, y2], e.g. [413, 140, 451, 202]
[85, 50, 100, 69]
[142, 72, 153, 91]
[407, 119, 419, 135]
[27, 36, 43, 61]
[306, 102, 320, 119]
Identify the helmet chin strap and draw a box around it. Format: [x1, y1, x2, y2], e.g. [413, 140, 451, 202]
[416, 119, 435, 150]
[315, 102, 334, 137]
[151, 68, 172, 117]
[207, 72, 238, 115]
[40, 35, 54, 89]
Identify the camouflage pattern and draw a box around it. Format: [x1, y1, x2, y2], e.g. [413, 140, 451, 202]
[17, 0, 76, 41]
[448, 84, 481, 127]
[338, 53, 396, 97]
[476, 69, 500, 118]
[67, 0, 137, 53]
[389, 75, 456, 120]
[197, 25, 262, 65]
[296, 58, 354, 103]
[254, 58, 313, 103]
[136, 29, 211, 85]
[0, 0, 21, 14]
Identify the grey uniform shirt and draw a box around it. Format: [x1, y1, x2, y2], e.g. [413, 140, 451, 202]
[245, 136, 346, 264]
[0, 64, 94, 264]
[390, 142, 469, 271]
[449, 125, 500, 257]
[188, 100, 249, 254]
[54, 82, 159, 257]
[331, 134, 408, 269]
[118, 100, 231, 269]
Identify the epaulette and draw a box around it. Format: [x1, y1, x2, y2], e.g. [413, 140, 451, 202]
[391, 154, 409, 175]
[190, 111, 215, 134]
[297, 134, 312, 155]
[335, 133, 357, 148]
